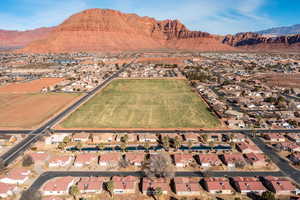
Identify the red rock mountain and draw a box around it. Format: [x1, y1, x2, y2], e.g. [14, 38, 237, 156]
[20, 9, 234, 53]
[223, 32, 300, 51]
[0, 27, 53, 49]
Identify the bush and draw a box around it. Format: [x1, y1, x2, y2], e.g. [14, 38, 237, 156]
[22, 155, 34, 167]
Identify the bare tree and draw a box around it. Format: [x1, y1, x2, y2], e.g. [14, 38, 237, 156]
[142, 152, 175, 178]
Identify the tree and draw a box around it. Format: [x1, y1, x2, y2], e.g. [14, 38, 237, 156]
[154, 187, 163, 200]
[144, 141, 150, 152]
[69, 185, 79, 200]
[162, 136, 170, 150]
[20, 190, 42, 200]
[120, 142, 127, 152]
[97, 143, 105, 151]
[202, 134, 208, 142]
[173, 137, 181, 151]
[142, 152, 175, 178]
[63, 136, 71, 144]
[57, 142, 66, 150]
[261, 191, 275, 200]
[76, 142, 83, 151]
[121, 135, 129, 143]
[187, 140, 193, 152]
[106, 180, 114, 197]
[22, 155, 34, 167]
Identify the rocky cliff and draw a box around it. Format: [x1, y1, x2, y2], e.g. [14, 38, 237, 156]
[0, 27, 53, 49]
[20, 9, 234, 53]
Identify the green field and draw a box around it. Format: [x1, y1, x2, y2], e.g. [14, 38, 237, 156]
[61, 79, 220, 128]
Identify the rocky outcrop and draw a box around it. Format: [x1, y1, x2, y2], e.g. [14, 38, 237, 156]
[19, 9, 234, 53]
[0, 27, 53, 49]
[223, 32, 300, 51]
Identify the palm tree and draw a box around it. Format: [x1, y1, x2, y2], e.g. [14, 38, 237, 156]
[144, 141, 150, 152]
[162, 136, 169, 151]
[120, 142, 127, 152]
[154, 187, 163, 200]
[69, 185, 79, 200]
[106, 180, 114, 197]
[58, 142, 66, 150]
[187, 140, 193, 152]
[173, 137, 181, 151]
[63, 136, 71, 144]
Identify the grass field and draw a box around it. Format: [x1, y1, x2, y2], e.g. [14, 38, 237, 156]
[61, 79, 220, 129]
[0, 93, 80, 129]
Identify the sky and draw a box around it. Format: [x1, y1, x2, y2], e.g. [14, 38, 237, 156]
[0, 0, 299, 35]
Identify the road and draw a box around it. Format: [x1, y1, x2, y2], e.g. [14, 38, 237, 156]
[0, 54, 139, 166]
[25, 170, 284, 195]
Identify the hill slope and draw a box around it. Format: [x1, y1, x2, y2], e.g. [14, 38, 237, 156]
[257, 24, 300, 36]
[20, 9, 234, 53]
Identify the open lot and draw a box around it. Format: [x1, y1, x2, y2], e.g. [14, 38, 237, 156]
[0, 93, 80, 129]
[61, 79, 220, 129]
[0, 77, 64, 93]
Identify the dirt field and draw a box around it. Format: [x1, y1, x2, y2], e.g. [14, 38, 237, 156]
[61, 79, 220, 129]
[0, 93, 80, 129]
[0, 78, 64, 93]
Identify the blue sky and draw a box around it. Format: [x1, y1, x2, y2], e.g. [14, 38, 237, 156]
[0, 0, 299, 35]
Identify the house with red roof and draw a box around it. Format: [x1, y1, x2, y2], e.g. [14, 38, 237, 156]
[0, 168, 31, 184]
[142, 178, 169, 195]
[232, 177, 266, 195]
[276, 142, 300, 152]
[72, 132, 90, 143]
[41, 177, 78, 196]
[48, 155, 73, 168]
[263, 176, 296, 195]
[173, 153, 194, 168]
[0, 182, 17, 198]
[99, 152, 121, 167]
[78, 177, 105, 194]
[27, 152, 49, 164]
[198, 153, 222, 167]
[125, 152, 145, 167]
[244, 153, 268, 167]
[174, 177, 201, 196]
[264, 133, 285, 142]
[222, 153, 246, 168]
[203, 177, 234, 194]
[286, 133, 300, 143]
[74, 153, 98, 168]
[289, 152, 300, 164]
[112, 176, 138, 194]
[138, 134, 157, 143]
[236, 141, 262, 154]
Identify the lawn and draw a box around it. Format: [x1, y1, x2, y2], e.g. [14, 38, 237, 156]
[0, 93, 80, 129]
[61, 79, 221, 129]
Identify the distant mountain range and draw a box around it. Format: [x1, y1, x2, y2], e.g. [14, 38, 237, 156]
[0, 9, 299, 53]
[256, 24, 300, 36]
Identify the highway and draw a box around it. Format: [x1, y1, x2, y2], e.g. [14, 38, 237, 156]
[0, 54, 139, 166]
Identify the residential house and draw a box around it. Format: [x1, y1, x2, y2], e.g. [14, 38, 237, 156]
[42, 177, 78, 196]
[27, 151, 49, 164]
[48, 155, 73, 168]
[0, 168, 31, 185]
[232, 177, 266, 195]
[173, 153, 194, 168]
[184, 133, 199, 142]
[263, 176, 296, 195]
[236, 141, 262, 154]
[72, 132, 90, 143]
[112, 176, 138, 194]
[74, 153, 98, 167]
[207, 134, 222, 142]
[227, 120, 246, 129]
[94, 133, 114, 143]
[78, 177, 104, 194]
[116, 134, 136, 143]
[226, 133, 246, 143]
[99, 152, 121, 167]
[222, 153, 246, 168]
[174, 177, 201, 196]
[276, 142, 300, 152]
[0, 183, 17, 198]
[138, 134, 157, 143]
[45, 133, 71, 145]
[142, 178, 169, 195]
[203, 177, 234, 194]
[289, 152, 300, 164]
[198, 154, 222, 167]
[286, 133, 300, 143]
[125, 152, 145, 167]
[264, 133, 285, 142]
[244, 153, 268, 168]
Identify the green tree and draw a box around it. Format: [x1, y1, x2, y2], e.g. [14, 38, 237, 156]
[58, 142, 66, 150]
[187, 140, 193, 152]
[22, 155, 34, 167]
[69, 185, 79, 200]
[202, 134, 208, 142]
[144, 141, 150, 152]
[106, 180, 114, 197]
[63, 136, 71, 144]
[154, 187, 163, 200]
[76, 142, 83, 151]
[121, 135, 129, 143]
[162, 136, 169, 150]
[120, 142, 127, 152]
[97, 143, 105, 151]
[173, 137, 181, 151]
[261, 191, 276, 200]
